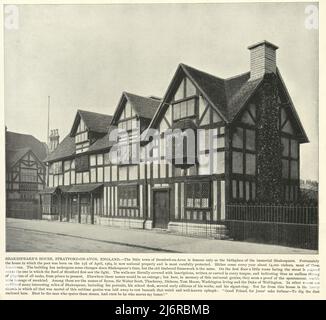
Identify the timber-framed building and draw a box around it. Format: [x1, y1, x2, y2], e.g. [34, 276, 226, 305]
[41, 41, 308, 237]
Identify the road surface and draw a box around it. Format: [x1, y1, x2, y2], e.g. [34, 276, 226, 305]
[6, 218, 317, 254]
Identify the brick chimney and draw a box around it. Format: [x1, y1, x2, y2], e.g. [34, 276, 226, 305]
[248, 40, 278, 81]
[49, 129, 59, 152]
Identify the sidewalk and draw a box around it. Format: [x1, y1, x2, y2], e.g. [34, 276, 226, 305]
[6, 218, 316, 254]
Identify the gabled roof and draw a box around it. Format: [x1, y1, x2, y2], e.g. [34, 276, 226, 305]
[181, 63, 264, 122]
[111, 92, 161, 124]
[6, 147, 45, 169]
[70, 110, 113, 136]
[148, 63, 308, 142]
[149, 63, 262, 128]
[5, 131, 48, 161]
[275, 69, 309, 143]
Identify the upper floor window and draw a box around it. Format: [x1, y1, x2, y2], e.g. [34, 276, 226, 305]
[117, 118, 138, 131]
[172, 78, 198, 122]
[173, 97, 197, 121]
[75, 132, 88, 144]
[20, 168, 37, 183]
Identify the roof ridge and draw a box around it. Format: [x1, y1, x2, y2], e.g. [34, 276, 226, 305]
[180, 63, 225, 82]
[78, 109, 112, 117]
[124, 91, 161, 102]
[224, 71, 250, 81]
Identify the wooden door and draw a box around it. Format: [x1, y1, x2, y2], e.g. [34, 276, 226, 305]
[71, 196, 79, 223]
[153, 190, 169, 229]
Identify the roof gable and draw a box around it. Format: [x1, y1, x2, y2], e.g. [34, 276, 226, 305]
[148, 63, 261, 129]
[70, 110, 113, 136]
[275, 69, 309, 143]
[6, 147, 45, 169]
[111, 92, 161, 124]
[5, 131, 48, 161]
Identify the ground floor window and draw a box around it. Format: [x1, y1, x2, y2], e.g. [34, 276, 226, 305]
[232, 179, 256, 202]
[185, 182, 210, 208]
[41, 194, 58, 214]
[283, 184, 299, 202]
[184, 182, 211, 221]
[117, 185, 140, 218]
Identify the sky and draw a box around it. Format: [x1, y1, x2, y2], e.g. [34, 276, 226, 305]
[4, 2, 318, 181]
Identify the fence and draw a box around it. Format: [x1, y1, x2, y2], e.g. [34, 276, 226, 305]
[6, 199, 42, 220]
[225, 204, 318, 250]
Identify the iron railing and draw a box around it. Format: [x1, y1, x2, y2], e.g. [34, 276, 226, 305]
[225, 204, 318, 250]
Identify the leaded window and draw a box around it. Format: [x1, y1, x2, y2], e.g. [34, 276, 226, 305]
[185, 182, 210, 209]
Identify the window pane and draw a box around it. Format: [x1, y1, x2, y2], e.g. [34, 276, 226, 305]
[104, 153, 110, 165]
[232, 151, 243, 174]
[97, 167, 103, 182]
[232, 180, 237, 199]
[97, 154, 103, 165]
[232, 128, 243, 149]
[186, 99, 195, 117]
[70, 171, 75, 184]
[64, 172, 70, 185]
[246, 130, 256, 151]
[83, 171, 89, 184]
[291, 139, 298, 159]
[239, 181, 244, 199]
[290, 160, 299, 179]
[245, 181, 250, 201]
[282, 159, 289, 179]
[104, 166, 110, 182]
[64, 161, 70, 171]
[245, 154, 256, 175]
[180, 101, 187, 118]
[282, 137, 290, 157]
[173, 103, 180, 120]
[90, 168, 96, 183]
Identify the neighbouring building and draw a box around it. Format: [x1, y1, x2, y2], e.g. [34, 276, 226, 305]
[41, 41, 308, 237]
[6, 129, 48, 219]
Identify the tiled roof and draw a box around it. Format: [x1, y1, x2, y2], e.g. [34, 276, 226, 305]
[88, 126, 118, 152]
[78, 110, 113, 133]
[6, 147, 30, 168]
[44, 134, 75, 162]
[124, 92, 161, 120]
[65, 183, 103, 193]
[6, 131, 48, 161]
[181, 64, 262, 122]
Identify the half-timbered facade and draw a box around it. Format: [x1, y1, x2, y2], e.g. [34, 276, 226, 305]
[6, 130, 47, 219]
[42, 41, 308, 237]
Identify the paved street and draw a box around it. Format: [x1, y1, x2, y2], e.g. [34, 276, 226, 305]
[6, 218, 316, 254]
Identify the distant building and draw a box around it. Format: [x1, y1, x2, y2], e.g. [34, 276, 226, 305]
[5, 130, 48, 219]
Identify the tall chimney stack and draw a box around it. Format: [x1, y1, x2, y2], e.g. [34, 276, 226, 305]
[248, 40, 278, 81]
[49, 129, 60, 152]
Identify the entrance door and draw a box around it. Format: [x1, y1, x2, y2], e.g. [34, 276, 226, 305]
[153, 190, 169, 229]
[71, 196, 79, 223]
